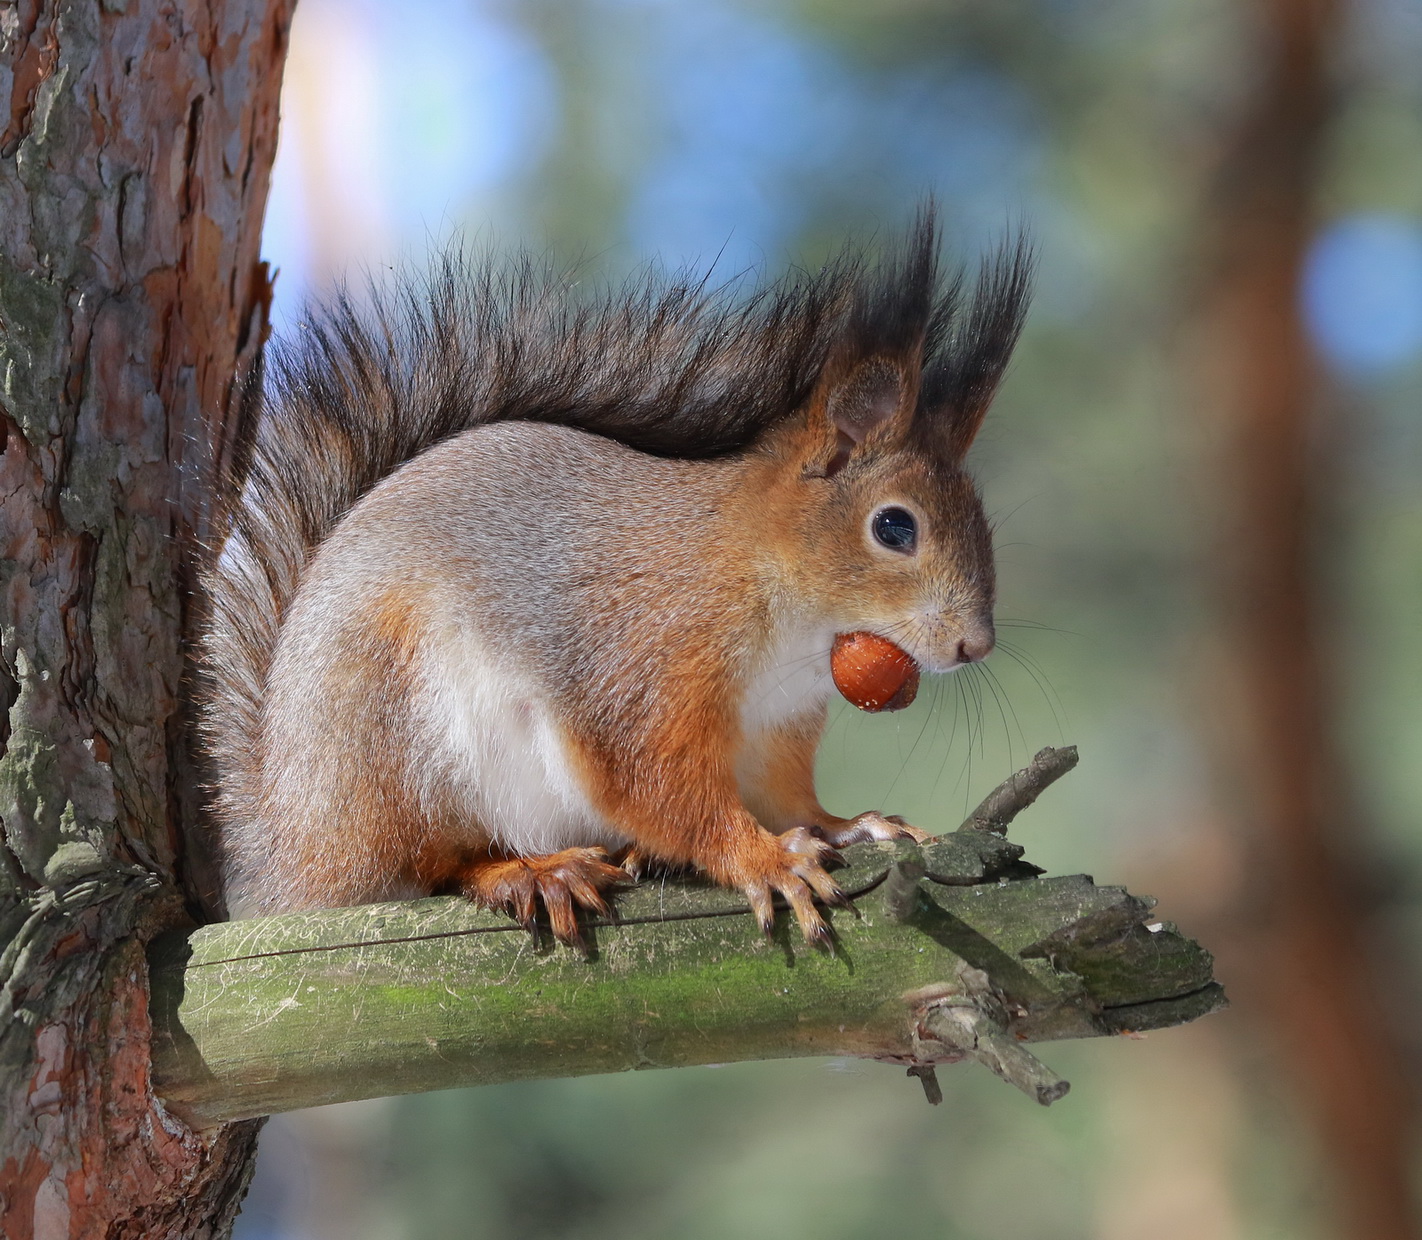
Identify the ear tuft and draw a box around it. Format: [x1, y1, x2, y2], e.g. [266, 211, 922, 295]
[805, 204, 941, 472]
[797, 206, 1033, 475]
[916, 232, 1034, 460]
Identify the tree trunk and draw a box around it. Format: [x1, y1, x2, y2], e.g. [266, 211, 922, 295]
[0, 2, 293, 1235]
[1192, 0, 1418, 1235]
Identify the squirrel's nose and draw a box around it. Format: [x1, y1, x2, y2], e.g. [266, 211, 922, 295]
[955, 629, 995, 664]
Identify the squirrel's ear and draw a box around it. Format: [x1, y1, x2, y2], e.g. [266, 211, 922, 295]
[808, 355, 917, 477]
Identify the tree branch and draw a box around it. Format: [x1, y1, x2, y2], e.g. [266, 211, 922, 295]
[959, 744, 1079, 833]
[148, 752, 1224, 1127]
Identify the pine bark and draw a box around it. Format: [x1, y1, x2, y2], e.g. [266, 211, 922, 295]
[0, 2, 293, 1236]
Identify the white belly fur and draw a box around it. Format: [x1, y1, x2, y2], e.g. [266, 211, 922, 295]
[736, 624, 835, 799]
[740, 624, 835, 733]
[421, 629, 625, 856]
[421, 623, 833, 856]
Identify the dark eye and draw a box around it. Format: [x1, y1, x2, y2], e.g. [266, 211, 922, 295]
[872, 506, 917, 552]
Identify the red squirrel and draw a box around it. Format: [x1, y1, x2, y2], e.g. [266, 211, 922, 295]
[200, 208, 1031, 946]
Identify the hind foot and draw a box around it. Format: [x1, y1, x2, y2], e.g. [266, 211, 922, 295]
[458, 846, 626, 945]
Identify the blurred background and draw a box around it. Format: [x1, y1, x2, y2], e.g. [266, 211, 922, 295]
[234, 0, 1422, 1236]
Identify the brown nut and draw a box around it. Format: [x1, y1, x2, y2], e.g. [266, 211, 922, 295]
[831, 631, 921, 712]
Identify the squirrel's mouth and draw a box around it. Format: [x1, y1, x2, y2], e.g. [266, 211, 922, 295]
[904, 613, 997, 676]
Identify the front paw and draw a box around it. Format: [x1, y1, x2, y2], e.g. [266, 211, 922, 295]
[812, 811, 930, 848]
[730, 826, 852, 947]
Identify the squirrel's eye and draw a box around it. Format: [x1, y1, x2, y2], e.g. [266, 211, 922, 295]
[872, 506, 917, 552]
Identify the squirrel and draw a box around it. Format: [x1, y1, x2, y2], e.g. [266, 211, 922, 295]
[199, 207, 1032, 947]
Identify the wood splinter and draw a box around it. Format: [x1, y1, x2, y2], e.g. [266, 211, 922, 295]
[907, 964, 1072, 1107]
[906, 1064, 943, 1105]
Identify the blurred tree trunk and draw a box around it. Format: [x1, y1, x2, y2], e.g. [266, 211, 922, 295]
[0, 1, 293, 1236]
[1193, 0, 1417, 1236]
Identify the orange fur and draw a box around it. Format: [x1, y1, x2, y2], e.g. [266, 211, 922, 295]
[560, 612, 848, 943]
[272, 583, 442, 909]
[741, 709, 837, 834]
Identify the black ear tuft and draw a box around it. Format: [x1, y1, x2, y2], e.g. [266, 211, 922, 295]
[842, 201, 941, 366]
[810, 202, 946, 468]
[916, 231, 1034, 459]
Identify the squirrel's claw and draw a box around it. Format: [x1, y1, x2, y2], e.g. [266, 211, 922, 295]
[735, 827, 847, 947]
[615, 845, 650, 882]
[814, 811, 929, 848]
[541, 878, 586, 947]
[460, 846, 624, 947]
[782, 881, 832, 946]
[746, 882, 776, 937]
[509, 882, 538, 934]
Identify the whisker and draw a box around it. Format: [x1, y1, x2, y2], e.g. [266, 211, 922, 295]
[973, 661, 1022, 769]
[932, 674, 978, 809]
[995, 617, 1080, 637]
[930, 676, 960, 805]
[982, 661, 1030, 756]
[988, 496, 1038, 534]
[882, 688, 936, 806]
[797, 613, 1068, 830]
[961, 671, 977, 815]
[994, 639, 1068, 734]
[969, 659, 989, 760]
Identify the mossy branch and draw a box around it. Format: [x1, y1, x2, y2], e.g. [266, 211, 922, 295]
[147, 748, 1225, 1126]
